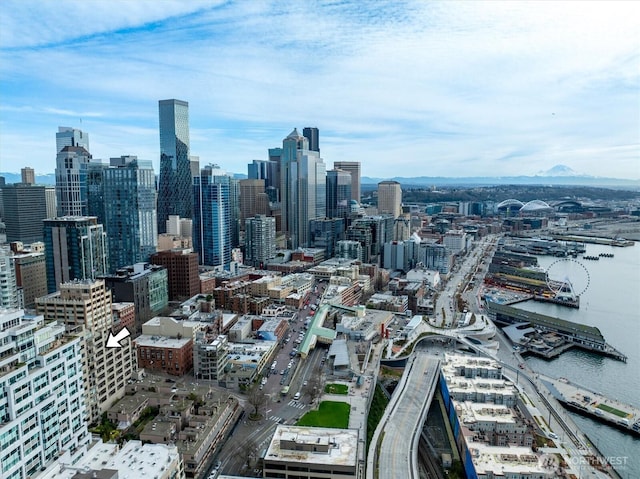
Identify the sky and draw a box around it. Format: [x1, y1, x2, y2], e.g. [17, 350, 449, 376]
[0, 0, 638, 179]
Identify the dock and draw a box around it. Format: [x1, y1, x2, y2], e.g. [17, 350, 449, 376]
[551, 234, 634, 247]
[539, 374, 640, 437]
[486, 302, 627, 362]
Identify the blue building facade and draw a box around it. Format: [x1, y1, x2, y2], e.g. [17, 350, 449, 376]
[43, 217, 108, 293]
[157, 99, 192, 233]
[102, 156, 157, 272]
[193, 165, 233, 268]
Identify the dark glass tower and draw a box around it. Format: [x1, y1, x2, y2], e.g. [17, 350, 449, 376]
[157, 99, 191, 233]
[326, 169, 352, 220]
[303, 127, 319, 152]
[103, 156, 157, 272]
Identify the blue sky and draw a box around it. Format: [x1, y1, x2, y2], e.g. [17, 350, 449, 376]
[1, 0, 638, 179]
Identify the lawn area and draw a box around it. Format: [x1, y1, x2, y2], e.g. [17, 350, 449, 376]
[297, 401, 350, 428]
[324, 383, 349, 395]
[596, 403, 629, 418]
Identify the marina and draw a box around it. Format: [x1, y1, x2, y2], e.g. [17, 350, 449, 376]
[539, 375, 640, 437]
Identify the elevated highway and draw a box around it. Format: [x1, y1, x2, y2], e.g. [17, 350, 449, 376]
[367, 352, 440, 479]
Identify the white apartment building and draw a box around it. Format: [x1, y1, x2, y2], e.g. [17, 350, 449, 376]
[36, 280, 136, 425]
[37, 439, 185, 479]
[443, 229, 467, 255]
[0, 309, 88, 479]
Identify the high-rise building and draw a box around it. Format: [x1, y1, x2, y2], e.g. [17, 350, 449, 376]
[193, 165, 233, 267]
[43, 216, 109, 293]
[377, 180, 402, 218]
[326, 169, 352, 220]
[157, 99, 192, 233]
[309, 217, 346, 259]
[150, 249, 200, 301]
[37, 280, 136, 425]
[0, 248, 19, 308]
[334, 161, 361, 202]
[56, 126, 90, 153]
[239, 179, 266, 227]
[303, 127, 320, 152]
[86, 160, 108, 223]
[1, 183, 49, 243]
[0, 309, 89, 477]
[55, 145, 92, 216]
[45, 185, 57, 218]
[102, 156, 157, 272]
[21, 166, 35, 184]
[279, 128, 326, 249]
[101, 263, 168, 333]
[8, 242, 47, 309]
[245, 214, 276, 267]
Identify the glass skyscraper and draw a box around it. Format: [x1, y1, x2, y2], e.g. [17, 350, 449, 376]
[157, 99, 191, 233]
[279, 128, 326, 249]
[326, 169, 352, 220]
[43, 216, 108, 293]
[102, 156, 157, 272]
[55, 145, 92, 216]
[193, 165, 233, 267]
[56, 126, 90, 153]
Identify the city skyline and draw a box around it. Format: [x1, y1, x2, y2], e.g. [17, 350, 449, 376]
[0, 1, 638, 179]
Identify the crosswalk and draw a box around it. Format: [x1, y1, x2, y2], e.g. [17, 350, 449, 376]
[267, 401, 306, 423]
[287, 400, 305, 409]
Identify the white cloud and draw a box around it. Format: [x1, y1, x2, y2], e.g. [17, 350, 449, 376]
[0, 0, 638, 179]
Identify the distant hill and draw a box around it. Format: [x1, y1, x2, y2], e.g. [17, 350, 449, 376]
[1, 172, 56, 185]
[361, 175, 640, 188]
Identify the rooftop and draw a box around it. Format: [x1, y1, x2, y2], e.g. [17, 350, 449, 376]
[265, 425, 359, 467]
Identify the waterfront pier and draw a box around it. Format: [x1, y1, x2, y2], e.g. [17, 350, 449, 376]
[486, 302, 627, 362]
[539, 375, 640, 437]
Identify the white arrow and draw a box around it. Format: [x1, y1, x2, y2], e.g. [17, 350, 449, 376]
[106, 327, 131, 348]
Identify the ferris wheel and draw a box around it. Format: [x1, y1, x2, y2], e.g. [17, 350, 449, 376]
[545, 258, 590, 301]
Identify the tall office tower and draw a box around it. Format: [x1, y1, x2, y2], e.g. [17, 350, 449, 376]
[326, 169, 352, 220]
[245, 214, 276, 267]
[267, 148, 282, 202]
[101, 263, 168, 332]
[8, 242, 48, 309]
[193, 165, 233, 267]
[334, 161, 361, 202]
[55, 145, 92, 216]
[190, 155, 200, 178]
[86, 160, 108, 223]
[0, 249, 19, 308]
[56, 126, 90, 153]
[1, 183, 49, 243]
[229, 176, 240, 247]
[239, 179, 266, 227]
[279, 128, 326, 249]
[393, 215, 411, 241]
[21, 166, 35, 184]
[45, 185, 57, 218]
[157, 99, 192, 233]
[248, 159, 269, 180]
[37, 280, 136, 425]
[102, 156, 157, 272]
[309, 217, 346, 259]
[377, 180, 402, 218]
[0, 309, 88, 478]
[43, 216, 109, 293]
[303, 127, 320, 152]
[150, 249, 199, 301]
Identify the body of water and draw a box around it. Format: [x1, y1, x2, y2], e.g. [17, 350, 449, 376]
[516, 243, 640, 479]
